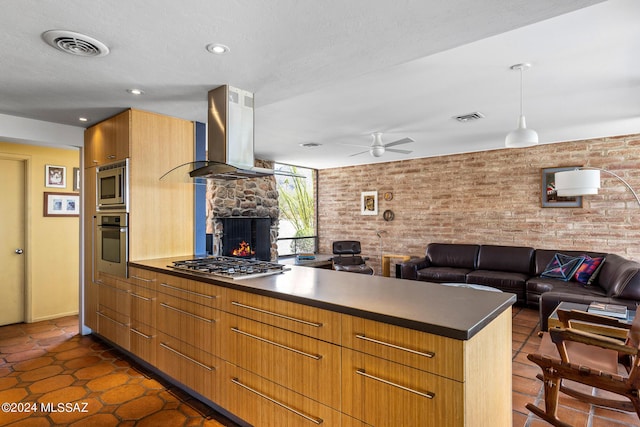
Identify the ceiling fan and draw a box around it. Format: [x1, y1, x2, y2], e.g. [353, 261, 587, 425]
[346, 132, 414, 157]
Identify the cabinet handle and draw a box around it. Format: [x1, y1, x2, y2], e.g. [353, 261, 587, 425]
[355, 334, 435, 358]
[160, 302, 214, 324]
[356, 369, 435, 399]
[231, 327, 322, 360]
[231, 378, 323, 425]
[231, 301, 323, 328]
[160, 342, 213, 371]
[131, 292, 155, 302]
[97, 311, 129, 328]
[107, 154, 116, 159]
[131, 328, 154, 339]
[130, 275, 155, 283]
[160, 282, 216, 299]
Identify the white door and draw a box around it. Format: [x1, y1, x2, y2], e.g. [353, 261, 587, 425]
[0, 158, 25, 325]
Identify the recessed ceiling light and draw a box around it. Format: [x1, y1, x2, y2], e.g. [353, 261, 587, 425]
[127, 88, 144, 95]
[299, 142, 322, 148]
[79, 117, 88, 122]
[206, 43, 230, 55]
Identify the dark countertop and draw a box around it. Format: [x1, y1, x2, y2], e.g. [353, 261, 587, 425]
[130, 257, 516, 341]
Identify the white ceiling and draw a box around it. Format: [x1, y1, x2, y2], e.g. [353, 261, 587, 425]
[1, 0, 638, 169]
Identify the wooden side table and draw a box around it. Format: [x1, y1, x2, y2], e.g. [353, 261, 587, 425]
[382, 254, 412, 277]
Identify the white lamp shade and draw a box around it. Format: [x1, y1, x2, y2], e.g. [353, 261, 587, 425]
[505, 116, 539, 148]
[555, 169, 601, 197]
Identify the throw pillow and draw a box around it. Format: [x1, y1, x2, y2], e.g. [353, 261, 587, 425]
[541, 253, 585, 281]
[573, 255, 606, 285]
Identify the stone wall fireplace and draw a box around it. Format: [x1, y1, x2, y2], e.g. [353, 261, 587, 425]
[205, 160, 279, 261]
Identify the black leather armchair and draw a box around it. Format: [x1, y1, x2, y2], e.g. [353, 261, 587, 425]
[332, 241, 374, 275]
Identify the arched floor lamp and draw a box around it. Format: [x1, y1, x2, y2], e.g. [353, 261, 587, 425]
[555, 167, 640, 207]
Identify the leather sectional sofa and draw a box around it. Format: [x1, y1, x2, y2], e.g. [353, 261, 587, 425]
[399, 243, 640, 330]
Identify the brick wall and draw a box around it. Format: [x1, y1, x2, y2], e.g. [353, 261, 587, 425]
[318, 134, 640, 275]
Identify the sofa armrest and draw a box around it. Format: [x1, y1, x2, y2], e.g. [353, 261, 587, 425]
[399, 257, 429, 280]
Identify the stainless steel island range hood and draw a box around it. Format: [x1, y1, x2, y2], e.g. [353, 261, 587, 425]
[189, 85, 274, 179]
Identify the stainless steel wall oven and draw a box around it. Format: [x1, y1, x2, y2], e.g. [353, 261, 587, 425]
[95, 213, 128, 278]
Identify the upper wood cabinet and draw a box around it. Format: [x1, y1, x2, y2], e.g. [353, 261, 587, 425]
[83, 108, 195, 262]
[84, 110, 130, 168]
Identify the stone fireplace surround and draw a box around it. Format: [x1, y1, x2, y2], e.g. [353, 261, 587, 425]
[206, 161, 280, 261]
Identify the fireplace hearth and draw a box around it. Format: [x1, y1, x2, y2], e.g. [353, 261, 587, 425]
[219, 217, 271, 261]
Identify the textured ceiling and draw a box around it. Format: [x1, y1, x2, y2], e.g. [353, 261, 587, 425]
[1, 0, 638, 169]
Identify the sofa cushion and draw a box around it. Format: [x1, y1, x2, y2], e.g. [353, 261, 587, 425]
[416, 267, 470, 283]
[597, 253, 640, 297]
[573, 255, 605, 285]
[466, 270, 527, 301]
[476, 245, 534, 274]
[540, 253, 585, 281]
[426, 243, 479, 269]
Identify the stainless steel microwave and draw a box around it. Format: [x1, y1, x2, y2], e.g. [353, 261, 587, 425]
[97, 159, 128, 211]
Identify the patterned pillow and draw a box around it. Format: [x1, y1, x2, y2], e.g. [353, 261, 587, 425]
[541, 253, 585, 281]
[573, 255, 606, 285]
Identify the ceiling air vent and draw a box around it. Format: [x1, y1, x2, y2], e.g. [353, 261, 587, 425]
[42, 30, 110, 57]
[454, 112, 485, 122]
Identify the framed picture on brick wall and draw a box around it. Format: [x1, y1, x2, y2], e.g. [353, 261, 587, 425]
[541, 167, 583, 208]
[361, 191, 378, 215]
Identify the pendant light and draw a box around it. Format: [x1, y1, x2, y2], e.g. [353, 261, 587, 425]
[505, 63, 539, 148]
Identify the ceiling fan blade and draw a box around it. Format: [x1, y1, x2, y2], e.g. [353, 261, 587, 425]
[384, 137, 414, 148]
[348, 150, 370, 157]
[338, 142, 372, 148]
[385, 148, 413, 155]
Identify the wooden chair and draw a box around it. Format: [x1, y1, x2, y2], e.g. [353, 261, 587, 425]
[526, 309, 640, 427]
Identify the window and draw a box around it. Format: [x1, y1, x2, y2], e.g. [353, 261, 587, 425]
[275, 163, 317, 256]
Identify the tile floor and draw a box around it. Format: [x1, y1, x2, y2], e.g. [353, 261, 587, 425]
[0, 316, 240, 427]
[0, 308, 638, 426]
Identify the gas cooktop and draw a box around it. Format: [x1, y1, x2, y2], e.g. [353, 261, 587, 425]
[169, 256, 290, 280]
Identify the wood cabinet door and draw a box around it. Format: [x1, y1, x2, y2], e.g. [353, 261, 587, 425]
[220, 312, 341, 410]
[222, 362, 342, 427]
[342, 348, 463, 427]
[156, 332, 220, 400]
[225, 289, 341, 344]
[156, 293, 218, 355]
[342, 315, 464, 380]
[129, 283, 156, 327]
[83, 167, 98, 330]
[156, 273, 225, 308]
[112, 109, 130, 161]
[130, 321, 156, 364]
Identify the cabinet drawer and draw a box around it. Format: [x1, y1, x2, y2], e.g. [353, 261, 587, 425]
[130, 321, 156, 364]
[128, 267, 157, 291]
[222, 362, 341, 427]
[156, 332, 220, 400]
[97, 308, 130, 350]
[342, 348, 463, 427]
[226, 289, 341, 344]
[157, 294, 219, 355]
[342, 315, 463, 380]
[130, 284, 156, 326]
[220, 312, 341, 410]
[98, 282, 130, 317]
[157, 273, 225, 308]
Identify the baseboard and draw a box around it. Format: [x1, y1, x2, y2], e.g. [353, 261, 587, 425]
[29, 310, 79, 323]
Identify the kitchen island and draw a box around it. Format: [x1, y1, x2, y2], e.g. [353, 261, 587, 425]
[95, 256, 515, 426]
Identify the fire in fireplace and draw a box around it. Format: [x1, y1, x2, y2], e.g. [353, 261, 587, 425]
[232, 241, 255, 257]
[220, 217, 271, 261]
